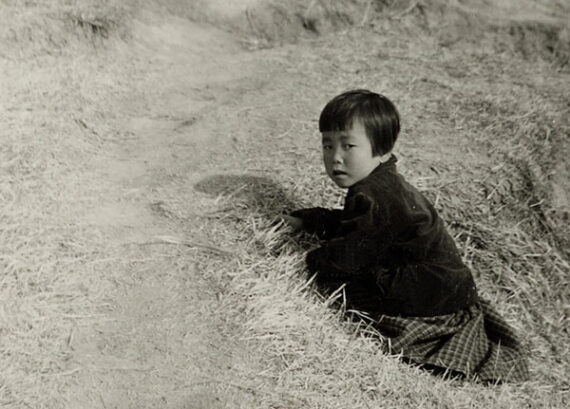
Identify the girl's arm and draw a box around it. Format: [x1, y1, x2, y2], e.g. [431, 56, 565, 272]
[287, 207, 343, 239]
[305, 193, 392, 279]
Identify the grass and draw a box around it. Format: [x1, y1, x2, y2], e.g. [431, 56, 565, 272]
[1, 0, 569, 408]
[0, 0, 133, 59]
[1, 1, 140, 407]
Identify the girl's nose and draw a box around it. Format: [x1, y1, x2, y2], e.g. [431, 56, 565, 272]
[333, 147, 343, 163]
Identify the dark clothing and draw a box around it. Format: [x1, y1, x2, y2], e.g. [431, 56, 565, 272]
[376, 299, 529, 383]
[291, 155, 478, 317]
[291, 155, 528, 382]
[292, 156, 528, 382]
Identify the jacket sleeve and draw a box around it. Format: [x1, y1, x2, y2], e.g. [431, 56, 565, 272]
[305, 193, 392, 279]
[289, 207, 342, 239]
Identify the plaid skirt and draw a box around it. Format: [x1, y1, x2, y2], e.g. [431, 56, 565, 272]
[373, 299, 529, 383]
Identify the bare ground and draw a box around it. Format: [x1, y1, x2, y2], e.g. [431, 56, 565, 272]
[62, 13, 271, 408]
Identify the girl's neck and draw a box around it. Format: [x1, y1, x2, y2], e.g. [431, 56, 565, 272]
[377, 152, 392, 163]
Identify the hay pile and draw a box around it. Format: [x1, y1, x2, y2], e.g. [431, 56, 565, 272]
[190, 2, 569, 404]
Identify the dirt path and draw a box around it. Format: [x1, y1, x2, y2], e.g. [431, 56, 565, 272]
[67, 10, 266, 408]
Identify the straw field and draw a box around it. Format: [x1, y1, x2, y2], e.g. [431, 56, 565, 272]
[1, 0, 568, 408]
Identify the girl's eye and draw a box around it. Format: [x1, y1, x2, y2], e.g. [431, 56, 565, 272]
[323, 145, 332, 150]
[343, 144, 355, 149]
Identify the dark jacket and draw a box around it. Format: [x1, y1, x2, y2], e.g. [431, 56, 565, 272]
[291, 155, 478, 317]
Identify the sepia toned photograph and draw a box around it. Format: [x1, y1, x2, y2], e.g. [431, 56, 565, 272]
[1, 1, 569, 408]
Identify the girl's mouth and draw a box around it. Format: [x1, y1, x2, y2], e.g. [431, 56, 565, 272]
[333, 170, 347, 176]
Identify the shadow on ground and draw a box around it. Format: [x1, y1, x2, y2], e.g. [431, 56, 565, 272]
[193, 173, 321, 259]
[194, 174, 298, 221]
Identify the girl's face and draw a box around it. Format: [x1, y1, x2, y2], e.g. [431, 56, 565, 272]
[321, 121, 382, 188]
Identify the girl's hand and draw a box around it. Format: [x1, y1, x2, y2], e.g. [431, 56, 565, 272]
[281, 214, 304, 231]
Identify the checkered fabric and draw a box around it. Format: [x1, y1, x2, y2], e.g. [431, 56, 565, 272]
[374, 299, 529, 383]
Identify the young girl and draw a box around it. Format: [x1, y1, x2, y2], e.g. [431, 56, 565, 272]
[283, 89, 529, 383]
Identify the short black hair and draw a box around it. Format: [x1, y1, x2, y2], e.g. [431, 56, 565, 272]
[319, 89, 400, 156]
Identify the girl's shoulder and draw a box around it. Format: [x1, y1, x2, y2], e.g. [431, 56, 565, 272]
[351, 169, 407, 202]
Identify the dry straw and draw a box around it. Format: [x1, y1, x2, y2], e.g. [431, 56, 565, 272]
[2, 0, 569, 408]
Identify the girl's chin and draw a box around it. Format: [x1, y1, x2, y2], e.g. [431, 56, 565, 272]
[331, 177, 353, 188]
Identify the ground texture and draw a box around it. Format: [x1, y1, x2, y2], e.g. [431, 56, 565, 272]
[1, 1, 569, 408]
